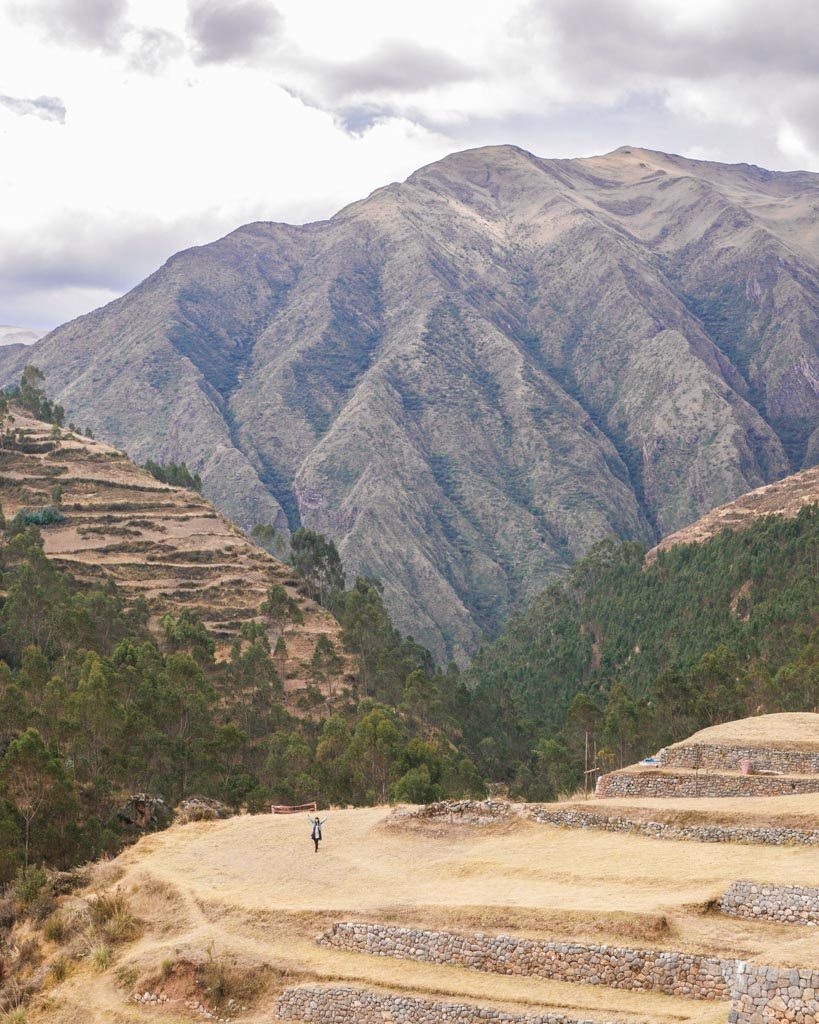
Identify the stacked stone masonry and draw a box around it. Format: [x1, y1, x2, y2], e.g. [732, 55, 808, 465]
[318, 923, 735, 999]
[721, 882, 819, 926]
[595, 769, 819, 799]
[275, 986, 615, 1024]
[529, 806, 819, 845]
[729, 964, 819, 1024]
[660, 743, 819, 774]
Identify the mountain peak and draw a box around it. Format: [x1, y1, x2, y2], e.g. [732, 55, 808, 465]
[6, 147, 818, 660]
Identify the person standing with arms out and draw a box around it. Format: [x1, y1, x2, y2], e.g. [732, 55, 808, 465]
[309, 814, 327, 853]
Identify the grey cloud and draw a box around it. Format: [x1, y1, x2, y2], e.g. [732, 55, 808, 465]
[527, 0, 819, 84]
[336, 104, 389, 134]
[315, 40, 474, 98]
[0, 94, 66, 123]
[0, 204, 275, 328]
[278, 40, 475, 135]
[187, 0, 281, 64]
[13, 0, 128, 52]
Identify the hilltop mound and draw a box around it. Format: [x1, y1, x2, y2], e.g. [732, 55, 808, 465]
[674, 713, 819, 751]
[6, 145, 818, 660]
[598, 713, 819, 800]
[0, 410, 348, 698]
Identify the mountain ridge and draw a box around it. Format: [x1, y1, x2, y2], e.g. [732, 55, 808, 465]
[5, 144, 818, 660]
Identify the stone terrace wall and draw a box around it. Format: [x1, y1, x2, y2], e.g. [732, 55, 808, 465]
[729, 964, 819, 1024]
[528, 807, 819, 846]
[276, 986, 613, 1024]
[721, 882, 819, 926]
[596, 770, 819, 799]
[661, 744, 819, 774]
[318, 923, 734, 1000]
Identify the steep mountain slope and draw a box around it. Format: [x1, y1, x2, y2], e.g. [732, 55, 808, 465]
[0, 410, 348, 700]
[6, 145, 819, 660]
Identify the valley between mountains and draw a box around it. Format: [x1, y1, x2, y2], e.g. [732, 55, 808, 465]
[3, 145, 818, 661]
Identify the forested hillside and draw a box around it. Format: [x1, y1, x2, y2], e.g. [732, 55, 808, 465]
[463, 505, 819, 797]
[0, 395, 484, 880]
[0, 519, 486, 879]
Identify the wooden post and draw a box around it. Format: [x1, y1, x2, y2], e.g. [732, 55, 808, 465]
[584, 730, 589, 799]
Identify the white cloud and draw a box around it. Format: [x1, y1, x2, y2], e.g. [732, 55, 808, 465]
[0, 0, 817, 328]
[0, 93, 65, 122]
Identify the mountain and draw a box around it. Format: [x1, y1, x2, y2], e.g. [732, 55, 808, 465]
[0, 409, 349, 703]
[5, 145, 819, 661]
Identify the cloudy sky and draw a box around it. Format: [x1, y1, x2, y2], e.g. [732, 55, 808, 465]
[1, 0, 818, 330]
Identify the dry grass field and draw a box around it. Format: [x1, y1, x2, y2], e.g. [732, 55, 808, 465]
[27, 801, 819, 1024]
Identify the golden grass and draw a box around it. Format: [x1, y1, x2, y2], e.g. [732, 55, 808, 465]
[26, 802, 819, 1023]
[672, 713, 819, 750]
[117, 806, 819, 960]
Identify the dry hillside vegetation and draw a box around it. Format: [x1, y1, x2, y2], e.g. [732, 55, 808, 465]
[6, 146, 818, 660]
[0, 412, 349, 700]
[18, 801, 819, 1024]
[647, 466, 819, 563]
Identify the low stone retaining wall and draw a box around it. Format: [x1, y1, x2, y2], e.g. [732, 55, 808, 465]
[276, 986, 613, 1024]
[318, 923, 734, 999]
[721, 881, 819, 926]
[729, 963, 819, 1024]
[596, 770, 819, 799]
[660, 743, 819, 774]
[529, 807, 819, 846]
[402, 799, 515, 825]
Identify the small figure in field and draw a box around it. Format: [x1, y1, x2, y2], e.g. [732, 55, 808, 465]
[309, 814, 327, 853]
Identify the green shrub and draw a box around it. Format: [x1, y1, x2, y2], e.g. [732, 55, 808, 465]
[199, 949, 262, 1010]
[11, 865, 48, 905]
[13, 506, 65, 528]
[88, 890, 127, 926]
[104, 909, 138, 942]
[1, 1008, 27, 1024]
[88, 890, 137, 942]
[114, 965, 138, 989]
[28, 890, 56, 923]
